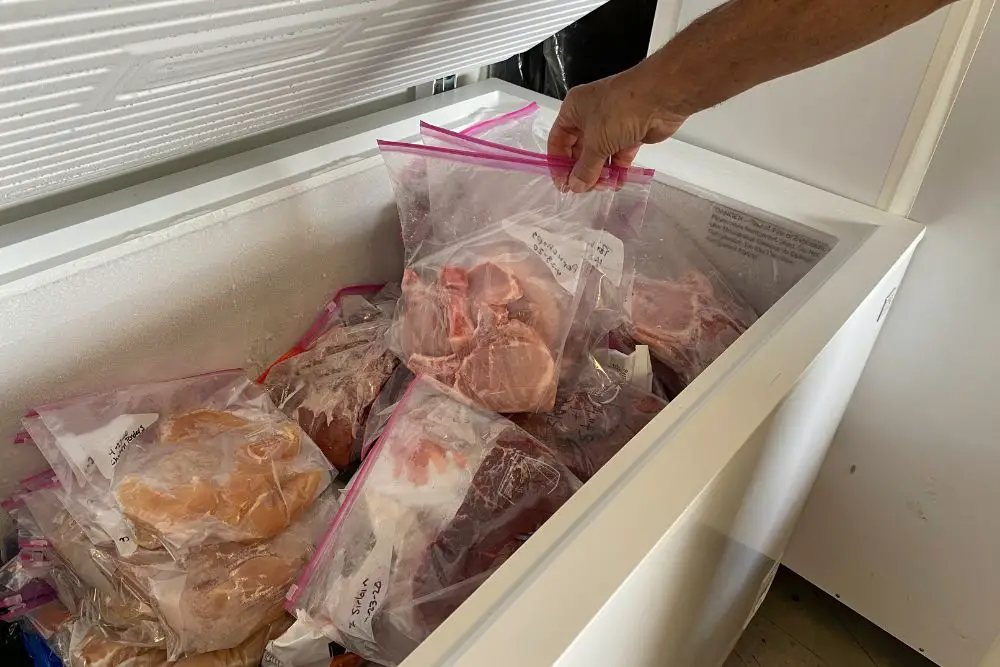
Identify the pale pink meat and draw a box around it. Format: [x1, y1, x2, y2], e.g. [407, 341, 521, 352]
[455, 320, 557, 413]
[396, 263, 560, 413]
[467, 262, 524, 305]
[400, 269, 451, 358]
[628, 272, 748, 385]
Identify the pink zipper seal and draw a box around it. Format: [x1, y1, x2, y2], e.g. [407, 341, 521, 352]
[460, 102, 539, 136]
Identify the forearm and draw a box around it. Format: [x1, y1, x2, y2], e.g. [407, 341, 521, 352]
[634, 0, 957, 116]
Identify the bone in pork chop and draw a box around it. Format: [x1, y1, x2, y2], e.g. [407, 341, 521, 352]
[628, 271, 750, 385]
[396, 264, 558, 413]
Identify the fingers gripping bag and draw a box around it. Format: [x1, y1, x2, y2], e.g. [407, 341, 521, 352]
[416, 123, 654, 376]
[287, 376, 582, 666]
[379, 139, 618, 262]
[620, 202, 759, 394]
[23, 370, 334, 555]
[261, 284, 401, 472]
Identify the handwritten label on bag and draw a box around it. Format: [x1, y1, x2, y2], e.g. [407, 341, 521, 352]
[340, 534, 392, 643]
[504, 222, 588, 293]
[584, 230, 625, 287]
[69, 413, 160, 481]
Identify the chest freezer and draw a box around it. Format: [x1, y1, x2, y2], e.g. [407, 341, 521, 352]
[0, 79, 922, 666]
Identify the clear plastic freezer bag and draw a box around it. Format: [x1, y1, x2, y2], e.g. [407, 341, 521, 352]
[262, 285, 400, 472]
[459, 102, 548, 152]
[511, 347, 666, 483]
[88, 491, 335, 661]
[23, 370, 334, 555]
[378, 140, 618, 263]
[287, 376, 582, 666]
[379, 142, 639, 412]
[416, 122, 655, 374]
[621, 204, 759, 394]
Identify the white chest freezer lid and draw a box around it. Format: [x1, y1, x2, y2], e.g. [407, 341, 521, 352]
[0, 0, 605, 210]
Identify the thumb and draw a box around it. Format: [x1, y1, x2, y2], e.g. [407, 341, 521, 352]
[569, 143, 609, 193]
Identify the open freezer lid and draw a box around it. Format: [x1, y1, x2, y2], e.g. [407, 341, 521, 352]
[0, 0, 606, 210]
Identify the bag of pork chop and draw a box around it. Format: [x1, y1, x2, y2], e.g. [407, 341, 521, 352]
[378, 141, 636, 413]
[417, 121, 654, 387]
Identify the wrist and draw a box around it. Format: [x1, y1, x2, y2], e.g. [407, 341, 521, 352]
[624, 48, 712, 120]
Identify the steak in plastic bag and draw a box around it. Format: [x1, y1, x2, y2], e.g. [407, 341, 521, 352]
[287, 376, 582, 666]
[416, 123, 654, 383]
[512, 350, 665, 482]
[262, 285, 400, 471]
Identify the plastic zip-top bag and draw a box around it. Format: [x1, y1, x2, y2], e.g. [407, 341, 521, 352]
[62, 614, 291, 667]
[418, 121, 654, 372]
[620, 204, 759, 395]
[88, 491, 335, 661]
[23, 370, 334, 556]
[287, 375, 582, 666]
[379, 143, 634, 412]
[511, 345, 665, 483]
[379, 140, 618, 262]
[459, 102, 547, 153]
[261, 284, 400, 473]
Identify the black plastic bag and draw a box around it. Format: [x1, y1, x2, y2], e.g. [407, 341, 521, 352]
[489, 0, 657, 99]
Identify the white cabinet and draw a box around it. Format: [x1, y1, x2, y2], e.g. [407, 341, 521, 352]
[0, 80, 922, 666]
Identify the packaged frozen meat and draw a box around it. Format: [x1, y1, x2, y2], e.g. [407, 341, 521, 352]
[511, 377, 665, 483]
[65, 613, 290, 667]
[622, 210, 758, 392]
[24, 370, 333, 554]
[378, 144, 635, 412]
[22, 487, 113, 595]
[288, 376, 582, 665]
[262, 617, 339, 667]
[415, 124, 654, 381]
[89, 491, 335, 660]
[358, 365, 414, 461]
[263, 285, 400, 472]
[23, 599, 72, 641]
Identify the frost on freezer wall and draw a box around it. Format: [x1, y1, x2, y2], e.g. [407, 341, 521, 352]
[671, 0, 947, 205]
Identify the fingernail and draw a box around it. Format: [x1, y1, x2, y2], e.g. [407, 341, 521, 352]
[568, 176, 587, 193]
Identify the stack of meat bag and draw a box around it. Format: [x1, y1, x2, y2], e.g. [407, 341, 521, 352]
[13, 370, 338, 666]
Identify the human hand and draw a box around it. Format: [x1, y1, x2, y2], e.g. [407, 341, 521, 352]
[548, 69, 689, 192]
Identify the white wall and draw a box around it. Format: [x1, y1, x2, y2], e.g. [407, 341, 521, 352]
[785, 13, 1000, 667]
[671, 0, 948, 205]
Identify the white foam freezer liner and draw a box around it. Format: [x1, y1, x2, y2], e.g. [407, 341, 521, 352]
[0, 80, 923, 666]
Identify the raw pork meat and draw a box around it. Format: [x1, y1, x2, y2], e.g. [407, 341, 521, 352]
[393, 263, 558, 413]
[627, 272, 752, 387]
